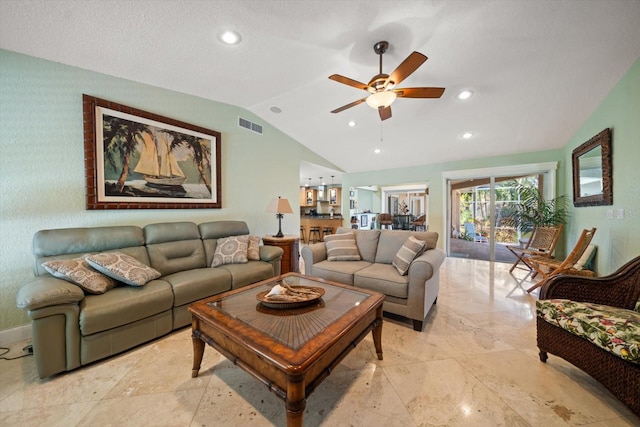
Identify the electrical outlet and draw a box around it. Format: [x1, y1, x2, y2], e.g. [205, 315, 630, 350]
[616, 209, 625, 220]
[606, 209, 614, 219]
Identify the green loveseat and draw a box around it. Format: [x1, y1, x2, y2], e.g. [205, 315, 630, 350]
[16, 220, 283, 379]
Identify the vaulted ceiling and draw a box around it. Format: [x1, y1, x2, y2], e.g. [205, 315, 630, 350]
[1, 1, 639, 186]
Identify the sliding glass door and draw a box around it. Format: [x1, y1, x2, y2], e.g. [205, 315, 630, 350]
[445, 163, 558, 263]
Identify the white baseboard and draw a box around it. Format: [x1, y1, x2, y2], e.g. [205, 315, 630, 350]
[0, 324, 31, 347]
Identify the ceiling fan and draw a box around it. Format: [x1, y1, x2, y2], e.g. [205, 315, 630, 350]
[329, 41, 445, 121]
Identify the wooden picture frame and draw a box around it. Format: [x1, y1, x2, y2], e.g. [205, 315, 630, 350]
[83, 95, 221, 209]
[572, 128, 612, 207]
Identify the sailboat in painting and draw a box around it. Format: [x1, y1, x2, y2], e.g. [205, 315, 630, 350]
[134, 130, 187, 186]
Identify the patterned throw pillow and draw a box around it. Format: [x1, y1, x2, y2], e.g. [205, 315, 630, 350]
[247, 235, 261, 261]
[325, 233, 361, 261]
[42, 258, 116, 294]
[392, 236, 426, 276]
[212, 235, 250, 267]
[85, 252, 161, 287]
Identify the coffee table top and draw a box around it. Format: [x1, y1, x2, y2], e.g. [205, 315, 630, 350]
[189, 273, 384, 366]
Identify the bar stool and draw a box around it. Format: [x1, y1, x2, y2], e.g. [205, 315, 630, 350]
[300, 226, 306, 243]
[308, 226, 321, 243]
[378, 213, 393, 229]
[322, 226, 333, 240]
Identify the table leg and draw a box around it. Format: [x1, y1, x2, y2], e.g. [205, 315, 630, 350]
[286, 376, 306, 427]
[372, 306, 383, 360]
[191, 330, 205, 378]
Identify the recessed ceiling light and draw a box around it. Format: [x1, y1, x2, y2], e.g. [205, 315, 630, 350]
[218, 30, 242, 45]
[462, 132, 474, 139]
[457, 90, 473, 100]
[374, 148, 382, 154]
[270, 106, 282, 113]
[348, 121, 357, 127]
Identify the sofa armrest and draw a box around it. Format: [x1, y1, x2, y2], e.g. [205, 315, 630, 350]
[540, 256, 640, 309]
[259, 245, 284, 262]
[301, 243, 327, 274]
[410, 248, 446, 279]
[16, 276, 85, 311]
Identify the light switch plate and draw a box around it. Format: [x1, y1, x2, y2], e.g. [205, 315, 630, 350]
[606, 209, 614, 219]
[616, 209, 625, 220]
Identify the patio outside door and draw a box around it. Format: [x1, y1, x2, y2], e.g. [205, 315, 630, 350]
[448, 173, 546, 263]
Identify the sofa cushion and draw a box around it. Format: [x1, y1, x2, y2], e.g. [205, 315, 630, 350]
[200, 221, 252, 265]
[218, 260, 275, 289]
[212, 235, 249, 266]
[144, 222, 208, 275]
[355, 263, 409, 299]
[537, 299, 640, 364]
[85, 252, 161, 286]
[375, 230, 438, 264]
[392, 236, 426, 276]
[337, 227, 380, 262]
[325, 232, 361, 261]
[162, 268, 231, 306]
[310, 260, 372, 286]
[79, 279, 174, 335]
[42, 258, 116, 294]
[247, 235, 261, 261]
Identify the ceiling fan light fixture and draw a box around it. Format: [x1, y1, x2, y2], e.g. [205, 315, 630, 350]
[366, 91, 397, 109]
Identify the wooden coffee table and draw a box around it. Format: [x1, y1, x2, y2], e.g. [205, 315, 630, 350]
[188, 272, 384, 427]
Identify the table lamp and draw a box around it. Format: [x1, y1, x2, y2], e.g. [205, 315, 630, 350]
[266, 196, 293, 237]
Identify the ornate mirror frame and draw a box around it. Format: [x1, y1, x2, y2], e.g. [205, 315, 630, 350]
[572, 128, 612, 207]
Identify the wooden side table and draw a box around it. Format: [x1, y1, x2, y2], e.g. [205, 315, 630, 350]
[262, 235, 300, 274]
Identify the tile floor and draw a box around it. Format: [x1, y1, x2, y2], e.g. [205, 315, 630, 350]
[1, 257, 638, 426]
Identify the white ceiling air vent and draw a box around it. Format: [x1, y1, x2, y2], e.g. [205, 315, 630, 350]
[238, 117, 263, 135]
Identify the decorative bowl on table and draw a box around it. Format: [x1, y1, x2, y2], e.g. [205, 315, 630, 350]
[256, 284, 325, 309]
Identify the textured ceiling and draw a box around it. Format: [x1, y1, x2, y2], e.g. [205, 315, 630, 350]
[1, 0, 639, 186]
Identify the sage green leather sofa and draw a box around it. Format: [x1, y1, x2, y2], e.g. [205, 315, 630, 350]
[301, 227, 445, 331]
[16, 220, 283, 378]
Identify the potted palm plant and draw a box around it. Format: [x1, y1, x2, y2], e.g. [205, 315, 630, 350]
[501, 184, 570, 234]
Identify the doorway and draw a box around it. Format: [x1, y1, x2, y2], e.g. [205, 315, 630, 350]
[444, 162, 558, 263]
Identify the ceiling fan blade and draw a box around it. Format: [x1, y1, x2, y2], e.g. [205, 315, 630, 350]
[386, 52, 427, 87]
[331, 97, 367, 114]
[394, 87, 445, 98]
[378, 106, 392, 121]
[328, 74, 369, 91]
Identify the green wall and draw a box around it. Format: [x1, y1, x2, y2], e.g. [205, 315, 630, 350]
[0, 50, 336, 331]
[561, 58, 640, 274]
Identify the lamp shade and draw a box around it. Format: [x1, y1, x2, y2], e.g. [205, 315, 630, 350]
[366, 90, 397, 109]
[266, 197, 293, 214]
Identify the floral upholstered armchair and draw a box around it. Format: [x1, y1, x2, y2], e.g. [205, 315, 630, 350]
[535, 255, 640, 416]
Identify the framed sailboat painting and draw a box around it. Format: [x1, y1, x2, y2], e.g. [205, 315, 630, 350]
[83, 95, 222, 209]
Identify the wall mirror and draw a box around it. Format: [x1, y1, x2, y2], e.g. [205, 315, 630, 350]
[572, 128, 612, 207]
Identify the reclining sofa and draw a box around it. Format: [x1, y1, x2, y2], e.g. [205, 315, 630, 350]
[16, 220, 283, 379]
[301, 227, 446, 331]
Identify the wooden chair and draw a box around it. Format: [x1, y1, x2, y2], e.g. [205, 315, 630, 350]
[526, 227, 597, 293]
[508, 225, 563, 275]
